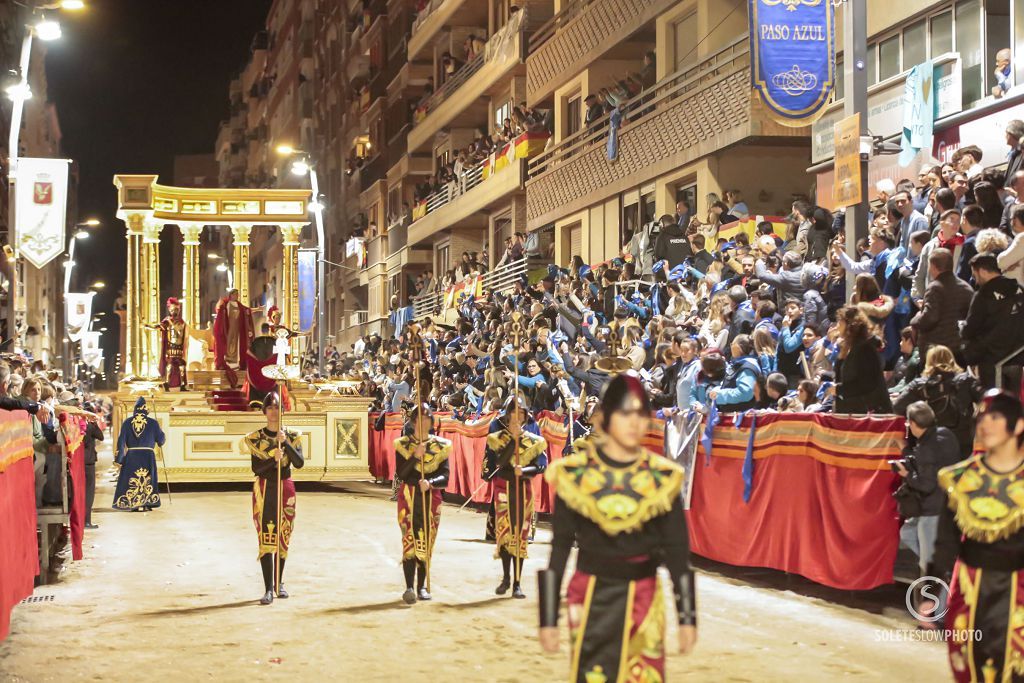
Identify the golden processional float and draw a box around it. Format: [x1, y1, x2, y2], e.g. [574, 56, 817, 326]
[111, 174, 373, 483]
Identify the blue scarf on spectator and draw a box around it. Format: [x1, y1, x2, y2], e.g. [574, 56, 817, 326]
[734, 410, 758, 503]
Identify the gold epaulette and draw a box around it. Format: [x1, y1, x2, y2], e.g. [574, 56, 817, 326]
[940, 455, 1024, 543]
[395, 435, 452, 475]
[546, 437, 684, 536]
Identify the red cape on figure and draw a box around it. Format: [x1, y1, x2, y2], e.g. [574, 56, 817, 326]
[213, 297, 253, 371]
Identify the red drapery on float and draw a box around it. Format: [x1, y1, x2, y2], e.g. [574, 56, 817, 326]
[0, 411, 38, 641]
[687, 412, 903, 590]
[60, 414, 87, 561]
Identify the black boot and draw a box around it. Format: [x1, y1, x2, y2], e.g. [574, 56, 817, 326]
[512, 557, 525, 599]
[259, 555, 275, 605]
[416, 561, 431, 601]
[496, 549, 511, 595]
[402, 559, 417, 604]
[277, 559, 288, 598]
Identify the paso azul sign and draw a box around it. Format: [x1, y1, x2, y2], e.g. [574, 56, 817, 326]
[749, 0, 836, 125]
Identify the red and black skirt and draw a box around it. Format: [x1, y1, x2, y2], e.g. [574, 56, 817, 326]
[492, 477, 533, 559]
[252, 477, 296, 560]
[946, 559, 1024, 682]
[565, 560, 666, 683]
[397, 483, 442, 563]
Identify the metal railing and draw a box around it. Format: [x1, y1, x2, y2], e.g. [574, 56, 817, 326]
[411, 0, 445, 36]
[527, 34, 749, 180]
[412, 14, 523, 128]
[411, 257, 529, 319]
[387, 217, 409, 252]
[528, 0, 597, 54]
[995, 342, 1024, 390]
[348, 310, 369, 327]
[415, 164, 485, 219]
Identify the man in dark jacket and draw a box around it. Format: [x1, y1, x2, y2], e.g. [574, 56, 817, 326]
[688, 233, 714, 275]
[652, 214, 691, 269]
[910, 248, 974, 357]
[82, 404, 105, 529]
[962, 253, 1024, 388]
[895, 401, 963, 573]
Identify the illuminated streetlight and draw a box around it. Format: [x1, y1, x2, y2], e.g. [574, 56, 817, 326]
[5, 82, 31, 101]
[60, 0, 86, 9]
[216, 263, 228, 272]
[34, 19, 62, 41]
[80, 218, 100, 227]
[74, 230, 88, 239]
[89, 281, 105, 289]
[207, 253, 221, 260]
[291, 160, 310, 176]
[276, 144, 297, 156]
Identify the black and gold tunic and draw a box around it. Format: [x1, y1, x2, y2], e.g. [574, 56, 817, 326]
[933, 455, 1024, 683]
[395, 434, 452, 562]
[544, 436, 695, 682]
[246, 428, 304, 560]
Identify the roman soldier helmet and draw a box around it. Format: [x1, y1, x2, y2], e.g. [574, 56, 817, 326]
[166, 297, 180, 311]
[267, 305, 281, 322]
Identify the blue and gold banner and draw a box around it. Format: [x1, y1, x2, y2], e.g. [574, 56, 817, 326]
[297, 248, 316, 333]
[749, 0, 835, 125]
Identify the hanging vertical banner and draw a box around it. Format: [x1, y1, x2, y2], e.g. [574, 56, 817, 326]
[748, 0, 836, 126]
[80, 331, 102, 369]
[899, 61, 936, 167]
[15, 157, 70, 268]
[64, 292, 94, 343]
[297, 248, 316, 333]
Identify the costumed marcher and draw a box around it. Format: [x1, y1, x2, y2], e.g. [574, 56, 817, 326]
[112, 398, 165, 512]
[927, 389, 1024, 682]
[245, 392, 304, 605]
[394, 404, 451, 604]
[482, 395, 548, 598]
[539, 374, 697, 682]
[146, 297, 189, 390]
[213, 288, 254, 388]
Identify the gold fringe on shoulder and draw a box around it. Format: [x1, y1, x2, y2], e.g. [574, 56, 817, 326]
[941, 455, 1024, 544]
[546, 439, 684, 536]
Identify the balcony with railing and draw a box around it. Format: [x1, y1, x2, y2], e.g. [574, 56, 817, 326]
[407, 11, 526, 153]
[410, 257, 529, 319]
[526, 0, 676, 105]
[524, 35, 805, 230]
[408, 0, 488, 61]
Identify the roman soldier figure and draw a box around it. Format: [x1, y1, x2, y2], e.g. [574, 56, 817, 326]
[482, 395, 547, 599]
[539, 374, 697, 681]
[394, 405, 451, 604]
[112, 398, 165, 512]
[927, 389, 1024, 682]
[245, 392, 304, 605]
[213, 288, 254, 388]
[147, 297, 188, 390]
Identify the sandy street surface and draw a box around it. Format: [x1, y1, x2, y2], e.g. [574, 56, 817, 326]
[1, 441, 949, 682]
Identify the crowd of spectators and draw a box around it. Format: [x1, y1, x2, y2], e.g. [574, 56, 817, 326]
[310, 119, 1024, 573]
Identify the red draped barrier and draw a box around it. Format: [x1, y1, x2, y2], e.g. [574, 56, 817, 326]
[687, 412, 903, 590]
[0, 411, 38, 641]
[60, 415, 86, 561]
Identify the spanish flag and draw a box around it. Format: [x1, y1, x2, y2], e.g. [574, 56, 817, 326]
[717, 215, 788, 243]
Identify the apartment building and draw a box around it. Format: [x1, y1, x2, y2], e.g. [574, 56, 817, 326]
[813, 0, 1024, 204]
[212, 0, 316, 332]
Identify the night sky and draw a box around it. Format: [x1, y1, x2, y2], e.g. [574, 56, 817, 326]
[43, 0, 272, 356]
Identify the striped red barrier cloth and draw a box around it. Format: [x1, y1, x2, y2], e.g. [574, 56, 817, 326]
[0, 411, 37, 641]
[687, 412, 904, 590]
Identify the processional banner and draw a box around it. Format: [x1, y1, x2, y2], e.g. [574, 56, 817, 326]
[748, 0, 835, 126]
[15, 157, 70, 268]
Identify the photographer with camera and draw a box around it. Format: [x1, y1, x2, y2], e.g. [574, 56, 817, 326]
[894, 401, 962, 575]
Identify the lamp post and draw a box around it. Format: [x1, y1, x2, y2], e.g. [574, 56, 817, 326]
[6, 1, 85, 352]
[277, 145, 327, 375]
[62, 218, 99, 381]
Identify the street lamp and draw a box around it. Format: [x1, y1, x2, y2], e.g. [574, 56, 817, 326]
[89, 281, 105, 290]
[276, 144, 327, 375]
[8, 1, 87, 353]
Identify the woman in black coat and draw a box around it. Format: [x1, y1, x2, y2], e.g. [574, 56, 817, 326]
[834, 306, 893, 414]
